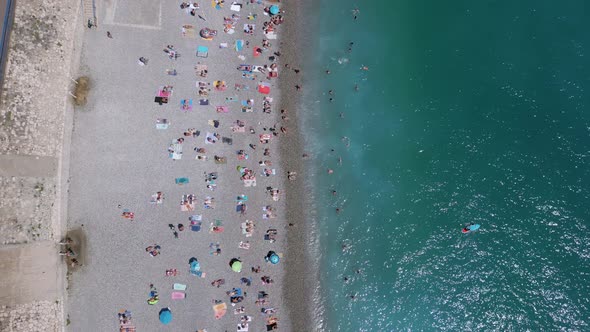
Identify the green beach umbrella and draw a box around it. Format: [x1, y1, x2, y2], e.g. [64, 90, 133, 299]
[230, 258, 242, 272]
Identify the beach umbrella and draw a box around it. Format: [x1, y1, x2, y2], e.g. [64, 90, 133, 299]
[269, 5, 279, 15]
[230, 258, 242, 272]
[266, 251, 280, 264]
[159, 308, 172, 325]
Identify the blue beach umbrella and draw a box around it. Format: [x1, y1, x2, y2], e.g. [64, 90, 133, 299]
[266, 251, 280, 264]
[269, 5, 279, 15]
[159, 308, 172, 324]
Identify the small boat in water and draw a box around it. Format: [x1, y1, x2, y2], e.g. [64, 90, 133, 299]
[462, 223, 480, 234]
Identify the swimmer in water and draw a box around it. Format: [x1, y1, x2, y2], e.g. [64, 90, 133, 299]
[360, 65, 368, 71]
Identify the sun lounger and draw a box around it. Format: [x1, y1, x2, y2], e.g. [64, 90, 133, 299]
[173, 283, 187, 291]
[199, 99, 210, 105]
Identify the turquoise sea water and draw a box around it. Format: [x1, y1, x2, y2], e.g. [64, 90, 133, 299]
[302, 1, 590, 330]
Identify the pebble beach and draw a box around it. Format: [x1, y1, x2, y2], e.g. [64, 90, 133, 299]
[65, 0, 313, 330]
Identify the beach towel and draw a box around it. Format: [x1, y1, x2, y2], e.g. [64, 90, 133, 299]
[171, 292, 185, 300]
[205, 132, 218, 144]
[175, 177, 189, 185]
[181, 202, 195, 211]
[222, 137, 233, 145]
[235, 40, 244, 51]
[199, 99, 210, 105]
[211, 0, 223, 9]
[182, 24, 196, 38]
[243, 177, 257, 187]
[150, 193, 163, 204]
[213, 303, 227, 319]
[237, 323, 249, 331]
[237, 64, 252, 72]
[190, 220, 202, 232]
[216, 106, 229, 113]
[241, 99, 254, 112]
[253, 47, 261, 57]
[196, 64, 208, 77]
[157, 87, 173, 98]
[197, 45, 209, 57]
[243, 24, 255, 34]
[230, 2, 242, 11]
[169, 141, 183, 160]
[265, 31, 277, 40]
[214, 80, 227, 91]
[180, 99, 193, 111]
[156, 118, 169, 130]
[225, 96, 238, 102]
[258, 82, 271, 94]
[231, 125, 246, 133]
[208, 120, 220, 128]
[155, 96, 169, 105]
[173, 283, 187, 291]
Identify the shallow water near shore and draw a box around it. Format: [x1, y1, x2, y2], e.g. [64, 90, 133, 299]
[302, 1, 590, 330]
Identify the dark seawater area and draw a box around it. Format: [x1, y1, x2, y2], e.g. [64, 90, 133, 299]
[302, 1, 590, 330]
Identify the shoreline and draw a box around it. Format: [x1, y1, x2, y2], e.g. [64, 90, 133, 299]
[277, 0, 323, 330]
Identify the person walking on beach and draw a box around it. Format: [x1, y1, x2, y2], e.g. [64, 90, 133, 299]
[107, 31, 113, 38]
